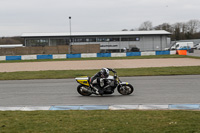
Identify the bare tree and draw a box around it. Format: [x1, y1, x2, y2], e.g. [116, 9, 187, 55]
[154, 23, 173, 32]
[173, 23, 182, 40]
[139, 21, 153, 31]
[137, 19, 200, 40]
[186, 19, 200, 34]
[172, 22, 184, 32]
[171, 22, 188, 40]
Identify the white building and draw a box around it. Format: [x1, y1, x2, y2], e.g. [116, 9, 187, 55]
[21, 30, 171, 52]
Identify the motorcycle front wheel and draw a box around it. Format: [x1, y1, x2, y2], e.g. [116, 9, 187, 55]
[117, 84, 134, 95]
[77, 85, 92, 96]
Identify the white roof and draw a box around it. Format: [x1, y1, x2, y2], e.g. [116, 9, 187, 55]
[21, 30, 171, 37]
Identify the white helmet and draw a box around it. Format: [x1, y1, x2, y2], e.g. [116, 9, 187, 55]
[100, 68, 109, 78]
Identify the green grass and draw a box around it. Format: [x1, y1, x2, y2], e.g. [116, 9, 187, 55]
[0, 66, 200, 80]
[0, 110, 200, 133]
[1, 55, 200, 133]
[0, 55, 197, 63]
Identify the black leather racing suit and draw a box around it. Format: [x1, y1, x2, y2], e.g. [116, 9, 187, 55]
[90, 68, 115, 94]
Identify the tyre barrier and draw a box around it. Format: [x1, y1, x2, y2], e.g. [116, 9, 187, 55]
[0, 51, 176, 61]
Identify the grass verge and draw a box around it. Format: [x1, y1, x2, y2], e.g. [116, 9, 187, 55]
[0, 66, 200, 80]
[0, 110, 200, 133]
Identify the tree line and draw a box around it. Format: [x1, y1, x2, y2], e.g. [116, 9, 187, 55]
[122, 19, 200, 41]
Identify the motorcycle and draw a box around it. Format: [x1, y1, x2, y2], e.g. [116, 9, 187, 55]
[75, 71, 134, 96]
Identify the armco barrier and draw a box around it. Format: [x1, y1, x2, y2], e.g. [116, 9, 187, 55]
[0, 50, 176, 61]
[67, 54, 81, 58]
[97, 53, 111, 57]
[170, 51, 177, 55]
[141, 51, 155, 56]
[22, 55, 37, 60]
[37, 55, 53, 60]
[111, 53, 126, 57]
[6, 56, 21, 60]
[53, 54, 66, 59]
[81, 53, 97, 58]
[0, 56, 6, 61]
[126, 52, 141, 56]
[156, 51, 170, 55]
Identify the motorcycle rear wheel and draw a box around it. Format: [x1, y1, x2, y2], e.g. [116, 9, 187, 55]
[117, 84, 134, 95]
[77, 85, 92, 96]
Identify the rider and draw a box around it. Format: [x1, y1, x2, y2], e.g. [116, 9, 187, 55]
[90, 68, 115, 95]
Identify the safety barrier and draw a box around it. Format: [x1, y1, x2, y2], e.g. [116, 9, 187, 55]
[0, 50, 176, 61]
[0, 104, 200, 111]
[177, 50, 187, 55]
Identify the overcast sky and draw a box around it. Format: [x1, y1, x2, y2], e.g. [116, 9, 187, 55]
[0, 0, 200, 36]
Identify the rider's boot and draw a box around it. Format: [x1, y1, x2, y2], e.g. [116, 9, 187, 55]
[92, 86, 100, 95]
[93, 86, 103, 95]
[98, 89, 104, 96]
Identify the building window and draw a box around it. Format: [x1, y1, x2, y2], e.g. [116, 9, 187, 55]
[73, 38, 86, 42]
[97, 38, 109, 42]
[86, 38, 96, 42]
[26, 39, 49, 46]
[109, 38, 120, 41]
[50, 39, 68, 46]
[71, 38, 96, 42]
[121, 37, 140, 41]
[96, 37, 120, 42]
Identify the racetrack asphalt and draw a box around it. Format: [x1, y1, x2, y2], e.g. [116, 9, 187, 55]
[1, 75, 200, 106]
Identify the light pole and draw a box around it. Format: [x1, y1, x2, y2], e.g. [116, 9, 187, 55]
[69, 16, 72, 54]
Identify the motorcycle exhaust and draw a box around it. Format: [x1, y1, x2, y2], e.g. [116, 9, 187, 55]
[81, 87, 92, 93]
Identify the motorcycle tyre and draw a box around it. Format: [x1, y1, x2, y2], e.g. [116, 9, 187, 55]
[117, 84, 134, 95]
[77, 85, 92, 96]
